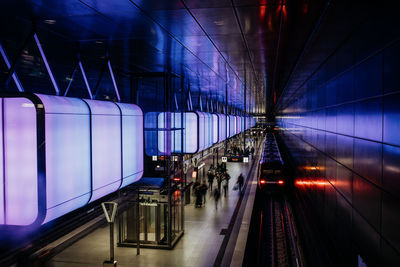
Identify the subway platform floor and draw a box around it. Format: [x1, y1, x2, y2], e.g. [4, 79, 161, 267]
[45, 152, 259, 267]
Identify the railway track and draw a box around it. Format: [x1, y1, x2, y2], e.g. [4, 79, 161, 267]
[259, 194, 304, 267]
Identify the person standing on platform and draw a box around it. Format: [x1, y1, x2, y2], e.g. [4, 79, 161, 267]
[223, 177, 228, 197]
[194, 185, 203, 208]
[251, 146, 255, 158]
[217, 173, 223, 192]
[213, 188, 221, 210]
[207, 168, 215, 192]
[237, 173, 244, 194]
[200, 182, 208, 204]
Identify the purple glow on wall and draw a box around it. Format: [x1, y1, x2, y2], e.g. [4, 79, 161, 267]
[3, 98, 38, 225]
[85, 100, 122, 202]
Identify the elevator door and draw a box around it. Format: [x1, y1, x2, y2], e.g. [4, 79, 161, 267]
[139, 203, 166, 244]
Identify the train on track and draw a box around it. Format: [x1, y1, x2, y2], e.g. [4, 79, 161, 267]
[257, 132, 286, 190]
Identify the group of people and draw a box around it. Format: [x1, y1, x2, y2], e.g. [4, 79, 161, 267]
[192, 162, 245, 210]
[228, 145, 255, 158]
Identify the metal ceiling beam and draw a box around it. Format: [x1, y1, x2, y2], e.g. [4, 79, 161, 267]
[0, 42, 24, 92]
[34, 33, 60, 95]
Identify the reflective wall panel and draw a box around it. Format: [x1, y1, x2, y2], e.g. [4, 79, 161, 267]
[277, 32, 400, 266]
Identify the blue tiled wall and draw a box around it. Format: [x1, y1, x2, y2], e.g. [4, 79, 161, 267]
[277, 19, 400, 267]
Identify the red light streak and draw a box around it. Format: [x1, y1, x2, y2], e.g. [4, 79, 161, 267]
[260, 5, 266, 19]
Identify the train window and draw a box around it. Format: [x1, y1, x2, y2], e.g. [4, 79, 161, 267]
[275, 170, 281, 174]
[263, 169, 273, 174]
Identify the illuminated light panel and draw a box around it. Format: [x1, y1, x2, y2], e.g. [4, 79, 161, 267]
[0, 101, 3, 224]
[218, 114, 227, 142]
[206, 113, 213, 148]
[212, 114, 218, 144]
[36, 94, 92, 223]
[235, 116, 240, 134]
[157, 112, 171, 155]
[198, 112, 206, 151]
[278, 180, 285, 185]
[84, 100, 122, 202]
[3, 98, 38, 225]
[157, 112, 198, 154]
[0, 95, 144, 226]
[183, 113, 198, 153]
[226, 115, 230, 138]
[260, 180, 266, 184]
[229, 115, 235, 137]
[116, 103, 144, 188]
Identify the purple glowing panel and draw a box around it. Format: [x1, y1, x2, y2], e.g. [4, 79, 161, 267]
[116, 103, 144, 188]
[212, 114, 218, 144]
[184, 112, 198, 153]
[226, 115, 230, 138]
[235, 116, 240, 134]
[218, 114, 226, 142]
[35, 95, 92, 223]
[171, 113, 183, 153]
[3, 98, 38, 225]
[229, 116, 235, 137]
[85, 100, 122, 202]
[206, 113, 213, 148]
[0, 100, 3, 224]
[157, 112, 171, 155]
[157, 112, 198, 154]
[197, 112, 206, 151]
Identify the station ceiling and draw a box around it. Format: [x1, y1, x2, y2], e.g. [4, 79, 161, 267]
[0, 0, 328, 113]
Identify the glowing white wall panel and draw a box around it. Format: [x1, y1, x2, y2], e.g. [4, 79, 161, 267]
[0, 102, 3, 224]
[227, 115, 230, 138]
[157, 112, 198, 154]
[85, 100, 122, 202]
[206, 113, 213, 148]
[218, 114, 226, 142]
[235, 116, 240, 134]
[116, 103, 144, 188]
[36, 95, 92, 223]
[197, 112, 206, 151]
[229, 115, 235, 137]
[157, 112, 171, 155]
[183, 113, 198, 153]
[3, 98, 38, 225]
[0, 95, 144, 227]
[212, 114, 218, 144]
